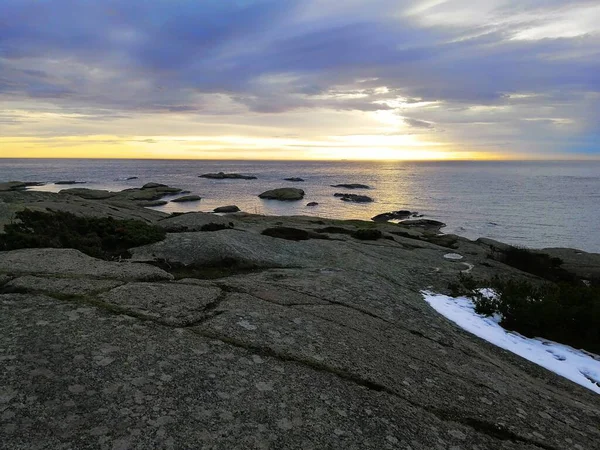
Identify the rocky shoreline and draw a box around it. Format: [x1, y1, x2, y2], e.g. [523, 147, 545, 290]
[1, 184, 599, 449]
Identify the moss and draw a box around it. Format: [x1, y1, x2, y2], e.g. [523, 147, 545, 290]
[0, 209, 166, 260]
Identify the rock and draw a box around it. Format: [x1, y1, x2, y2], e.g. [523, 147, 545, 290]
[214, 205, 241, 213]
[171, 195, 202, 203]
[0, 248, 172, 281]
[284, 177, 305, 182]
[6, 275, 123, 296]
[372, 211, 412, 222]
[137, 200, 169, 207]
[399, 219, 446, 231]
[334, 193, 374, 203]
[259, 188, 305, 201]
[55, 180, 86, 185]
[331, 183, 370, 189]
[306, 202, 319, 207]
[99, 282, 221, 326]
[199, 172, 257, 180]
[0, 181, 45, 192]
[126, 176, 139, 180]
[261, 227, 328, 241]
[142, 182, 168, 189]
[158, 212, 233, 232]
[61, 188, 116, 200]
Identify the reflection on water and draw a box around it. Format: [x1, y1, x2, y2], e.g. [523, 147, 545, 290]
[1, 159, 599, 253]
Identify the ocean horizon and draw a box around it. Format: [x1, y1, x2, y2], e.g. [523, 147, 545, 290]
[1, 158, 599, 253]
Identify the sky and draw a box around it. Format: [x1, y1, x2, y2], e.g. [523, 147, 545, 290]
[1, 0, 599, 161]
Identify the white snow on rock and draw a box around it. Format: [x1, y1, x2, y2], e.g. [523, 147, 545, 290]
[443, 253, 463, 260]
[423, 292, 600, 394]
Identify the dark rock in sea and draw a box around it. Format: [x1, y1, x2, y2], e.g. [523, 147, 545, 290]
[306, 202, 319, 207]
[199, 172, 257, 180]
[55, 180, 86, 185]
[331, 183, 370, 189]
[171, 195, 202, 203]
[259, 188, 305, 201]
[372, 210, 412, 222]
[334, 193, 374, 203]
[284, 177, 305, 182]
[127, 176, 139, 180]
[214, 205, 241, 213]
[399, 219, 446, 231]
[142, 182, 168, 189]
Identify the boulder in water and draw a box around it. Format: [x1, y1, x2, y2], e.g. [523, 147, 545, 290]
[259, 188, 305, 201]
[284, 177, 305, 182]
[214, 205, 241, 213]
[171, 195, 202, 203]
[331, 183, 370, 189]
[334, 193, 373, 203]
[372, 210, 412, 222]
[200, 172, 257, 180]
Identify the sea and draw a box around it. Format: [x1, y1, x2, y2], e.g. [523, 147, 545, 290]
[1, 159, 599, 253]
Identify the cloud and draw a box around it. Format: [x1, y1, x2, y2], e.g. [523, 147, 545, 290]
[0, 0, 599, 157]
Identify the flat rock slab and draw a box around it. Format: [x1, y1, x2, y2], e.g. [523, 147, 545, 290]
[0, 248, 173, 281]
[158, 212, 233, 232]
[99, 282, 222, 326]
[1, 293, 518, 450]
[5, 275, 123, 296]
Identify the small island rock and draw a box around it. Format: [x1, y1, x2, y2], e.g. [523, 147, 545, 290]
[200, 172, 257, 180]
[334, 193, 373, 203]
[331, 183, 370, 189]
[284, 177, 305, 182]
[214, 205, 241, 213]
[259, 188, 305, 201]
[171, 195, 202, 203]
[306, 202, 319, 207]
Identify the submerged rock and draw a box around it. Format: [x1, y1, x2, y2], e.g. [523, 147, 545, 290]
[214, 205, 241, 213]
[200, 172, 257, 180]
[142, 182, 168, 189]
[331, 183, 370, 189]
[306, 202, 319, 207]
[55, 180, 86, 185]
[334, 193, 374, 203]
[0, 181, 45, 192]
[400, 219, 446, 231]
[259, 188, 305, 201]
[284, 177, 305, 182]
[171, 195, 202, 203]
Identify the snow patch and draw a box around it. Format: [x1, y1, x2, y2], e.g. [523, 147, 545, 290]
[423, 292, 600, 394]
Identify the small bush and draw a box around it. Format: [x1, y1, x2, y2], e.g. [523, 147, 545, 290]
[0, 209, 166, 260]
[351, 229, 383, 241]
[450, 274, 600, 354]
[490, 246, 576, 283]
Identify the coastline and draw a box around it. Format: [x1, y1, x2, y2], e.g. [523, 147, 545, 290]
[1, 183, 600, 448]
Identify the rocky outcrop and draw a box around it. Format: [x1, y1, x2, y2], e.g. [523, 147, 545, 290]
[400, 219, 446, 231]
[259, 187, 305, 201]
[334, 193, 374, 203]
[214, 205, 241, 213]
[331, 183, 370, 189]
[372, 210, 412, 222]
[1, 189, 599, 449]
[0, 181, 45, 192]
[200, 172, 257, 180]
[171, 195, 202, 203]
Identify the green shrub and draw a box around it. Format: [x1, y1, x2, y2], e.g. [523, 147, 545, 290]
[451, 275, 600, 354]
[490, 246, 576, 283]
[0, 209, 166, 260]
[351, 229, 383, 241]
